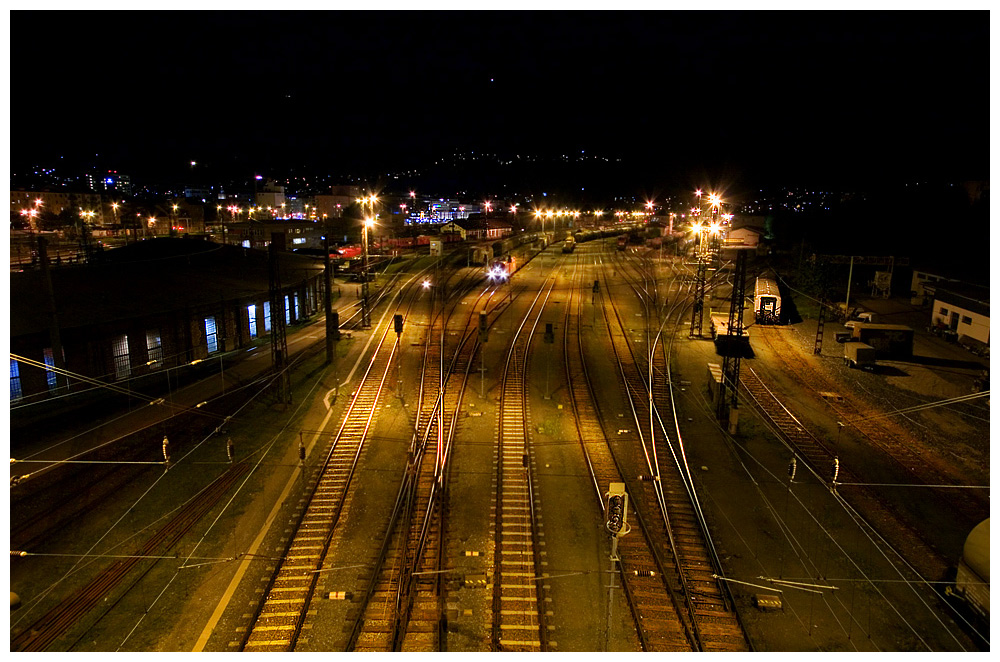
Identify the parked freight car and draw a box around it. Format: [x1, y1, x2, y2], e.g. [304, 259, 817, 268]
[849, 323, 914, 359]
[754, 277, 782, 324]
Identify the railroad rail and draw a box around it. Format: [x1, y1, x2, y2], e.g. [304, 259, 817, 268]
[346, 275, 497, 651]
[490, 267, 560, 651]
[11, 462, 251, 651]
[738, 362, 950, 580]
[753, 326, 987, 521]
[598, 247, 749, 651]
[562, 257, 692, 650]
[240, 292, 407, 650]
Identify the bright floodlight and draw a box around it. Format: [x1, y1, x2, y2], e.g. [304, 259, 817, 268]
[423, 280, 431, 289]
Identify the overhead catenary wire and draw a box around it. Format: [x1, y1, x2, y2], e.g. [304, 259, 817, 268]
[11, 356, 300, 632]
[10, 353, 231, 422]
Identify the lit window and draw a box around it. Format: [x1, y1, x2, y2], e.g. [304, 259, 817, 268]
[43, 348, 57, 391]
[11, 359, 23, 401]
[264, 301, 271, 332]
[248, 304, 257, 338]
[205, 316, 219, 354]
[112, 334, 131, 380]
[146, 330, 163, 368]
[285, 295, 291, 325]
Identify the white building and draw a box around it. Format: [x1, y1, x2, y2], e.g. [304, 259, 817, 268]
[931, 285, 989, 345]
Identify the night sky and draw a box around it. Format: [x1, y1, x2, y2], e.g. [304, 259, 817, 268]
[13, 10, 988, 189]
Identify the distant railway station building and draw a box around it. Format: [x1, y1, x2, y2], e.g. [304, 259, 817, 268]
[10, 238, 324, 403]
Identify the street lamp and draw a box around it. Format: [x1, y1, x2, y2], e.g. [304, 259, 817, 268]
[111, 202, 122, 244]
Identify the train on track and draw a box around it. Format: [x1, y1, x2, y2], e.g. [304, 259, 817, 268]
[486, 259, 511, 281]
[562, 233, 576, 253]
[616, 235, 627, 251]
[753, 276, 782, 324]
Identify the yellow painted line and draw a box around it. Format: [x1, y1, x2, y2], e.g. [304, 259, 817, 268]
[244, 640, 291, 647]
[258, 611, 303, 618]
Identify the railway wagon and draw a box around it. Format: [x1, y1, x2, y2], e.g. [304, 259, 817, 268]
[754, 277, 782, 324]
[562, 234, 576, 253]
[947, 518, 989, 621]
[616, 235, 627, 251]
[491, 239, 511, 259]
[849, 323, 914, 359]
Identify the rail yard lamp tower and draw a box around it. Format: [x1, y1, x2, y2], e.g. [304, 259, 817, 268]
[359, 194, 377, 329]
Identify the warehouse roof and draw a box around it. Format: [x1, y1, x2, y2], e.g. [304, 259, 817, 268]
[11, 238, 323, 337]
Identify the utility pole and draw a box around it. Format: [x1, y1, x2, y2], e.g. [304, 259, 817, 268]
[324, 234, 338, 364]
[269, 234, 291, 404]
[844, 255, 854, 315]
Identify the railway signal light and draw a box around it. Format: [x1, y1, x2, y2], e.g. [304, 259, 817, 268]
[593, 279, 600, 293]
[605, 482, 630, 537]
[393, 313, 403, 337]
[479, 312, 488, 343]
[544, 323, 554, 344]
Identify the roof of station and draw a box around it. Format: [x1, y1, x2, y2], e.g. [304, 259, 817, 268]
[12, 238, 323, 337]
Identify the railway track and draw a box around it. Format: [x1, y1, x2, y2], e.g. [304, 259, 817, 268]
[11, 461, 251, 651]
[490, 267, 560, 651]
[346, 274, 494, 651]
[562, 256, 693, 651]
[753, 326, 987, 521]
[598, 247, 749, 651]
[738, 361, 951, 580]
[240, 293, 406, 651]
